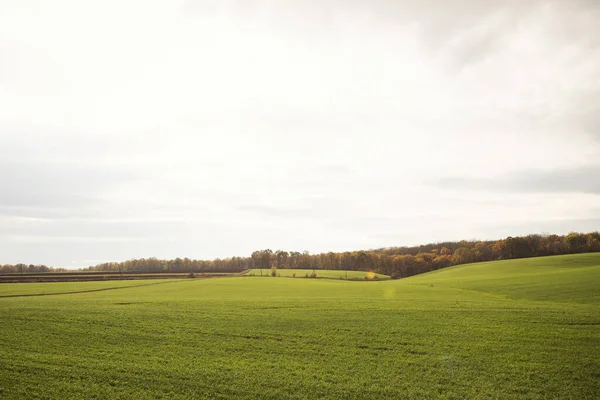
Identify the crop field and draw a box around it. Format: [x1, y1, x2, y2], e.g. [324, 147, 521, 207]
[1, 254, 599, 399]
[0, 279, 183, 297]
[0, 272, 233, 283]
[246, 268, 390, 280]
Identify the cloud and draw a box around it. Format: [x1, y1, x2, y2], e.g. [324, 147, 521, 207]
[573, 96, 600, 142]
[0, 0, 599, 267]
[441, 23, 504, 72]
[237, 205, 317, 219]
[437, 165, 600, 195]
[478, 217, 600, 240]
[0, 160, 135, 211]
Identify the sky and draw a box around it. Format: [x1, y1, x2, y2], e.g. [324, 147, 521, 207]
[1, 0, 599, 268]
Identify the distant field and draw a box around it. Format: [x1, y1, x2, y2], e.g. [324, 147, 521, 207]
[246, 268, 390, 279]
[0, 279, 182, 297]
[0, 272, 233, 283]
[1, 254, 598, 399]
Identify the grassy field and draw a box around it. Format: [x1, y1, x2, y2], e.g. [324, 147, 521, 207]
[0, 272, 233, 283]
[407, 253, 600, 303]
[1, 254, 599, 399]
[0, 279, 182, 297]
[246, 268, 390, 279]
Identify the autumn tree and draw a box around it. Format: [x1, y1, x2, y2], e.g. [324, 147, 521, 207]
[564, 232, 587, 253]
[275, 250, 289, 269]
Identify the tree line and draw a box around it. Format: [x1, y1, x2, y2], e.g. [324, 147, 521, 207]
[2, 231, 599, 277]
[0, 264, 69, 274]
[244, 232, 600, 278]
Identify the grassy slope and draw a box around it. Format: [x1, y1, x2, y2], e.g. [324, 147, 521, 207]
[246, 268, 390, 279]
[407, 253, 600, 303]
[0, 254, 598, 399]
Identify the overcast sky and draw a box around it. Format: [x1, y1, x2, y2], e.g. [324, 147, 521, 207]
[1, 0, 599, 268]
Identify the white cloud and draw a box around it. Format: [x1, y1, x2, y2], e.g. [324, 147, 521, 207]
[0, 0, 599, 267]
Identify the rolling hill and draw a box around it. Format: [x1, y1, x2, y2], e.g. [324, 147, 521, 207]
[406, 253, 600, 303]
[0, 254, 598, 399]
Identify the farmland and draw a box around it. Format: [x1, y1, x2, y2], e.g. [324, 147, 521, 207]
[0, 272, 234, 283]
[246, 268, 390, 280]
[0, 279, 184, 297]
[1, 254, 599, 399]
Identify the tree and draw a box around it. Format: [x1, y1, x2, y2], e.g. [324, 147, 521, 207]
[357, 251, 370, 271]
[440, 247, 452, 256]
[16, 263, 26, 277]
[289, 251, 300, 268]
[452, 247, 474, 265]
[298, 251, 311, 269]
[261, 249, 273, 270]
[586, 232, 600, 252]
[474, 242, 493, 262]
[564, 232, 587, 253]
[432, 255, 452, 269]
[275, 250, 289, 269]
[251, 251, 261, 268]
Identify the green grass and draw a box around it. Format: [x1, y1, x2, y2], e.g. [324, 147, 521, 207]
[246, 268, 390, 279]
[407, 253, 600, 303]
[1, 254, 599, 399]
[0, 279, 178, 297]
